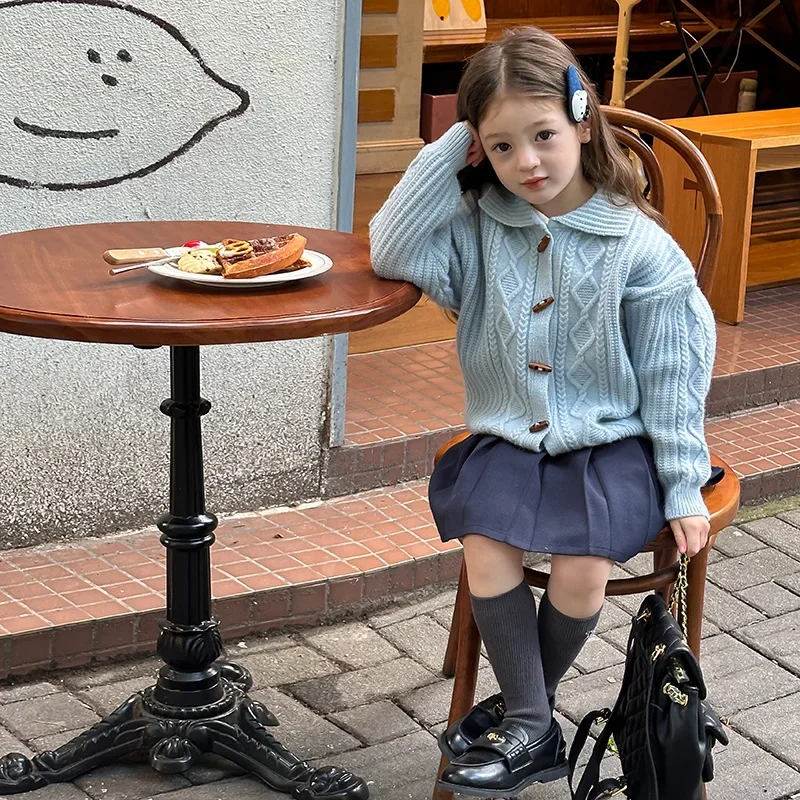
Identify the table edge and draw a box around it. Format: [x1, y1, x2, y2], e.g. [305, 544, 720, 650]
[0, 284, 422, 346]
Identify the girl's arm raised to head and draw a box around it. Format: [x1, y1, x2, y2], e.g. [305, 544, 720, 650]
[369, 123, 475, 312]
[622, 224, 717, 522]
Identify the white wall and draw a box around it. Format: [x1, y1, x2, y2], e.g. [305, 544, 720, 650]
[0, 0, 346, 546]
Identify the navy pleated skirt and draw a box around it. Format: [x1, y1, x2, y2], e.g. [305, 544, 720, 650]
[428, 434, 667, 563]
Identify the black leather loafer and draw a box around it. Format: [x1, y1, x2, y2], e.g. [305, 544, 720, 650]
[438, 693, 506, 760]
[436, 719, 568, 798]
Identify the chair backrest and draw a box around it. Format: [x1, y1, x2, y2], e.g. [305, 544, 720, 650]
[601, 106, 723, 293]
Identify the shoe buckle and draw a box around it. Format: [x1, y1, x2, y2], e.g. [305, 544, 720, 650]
[604, 780, 627, 796]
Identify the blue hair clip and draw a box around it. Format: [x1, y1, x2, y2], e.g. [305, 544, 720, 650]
[566, 64, 588, 124]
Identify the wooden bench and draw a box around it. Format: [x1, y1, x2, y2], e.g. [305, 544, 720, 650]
[653, 108, 800, 324]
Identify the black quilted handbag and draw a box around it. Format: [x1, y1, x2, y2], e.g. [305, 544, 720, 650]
[568, 555, 729, 800]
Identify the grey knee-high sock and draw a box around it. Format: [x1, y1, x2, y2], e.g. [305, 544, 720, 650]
[470, 581, 552, 741]
[538, 591, 601, 706]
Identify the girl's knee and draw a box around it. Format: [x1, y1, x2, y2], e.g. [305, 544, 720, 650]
[549, 555, 613, 597]
[462, 535, 524, 596]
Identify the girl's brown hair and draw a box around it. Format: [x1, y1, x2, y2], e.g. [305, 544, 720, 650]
[456, 26, 666, 227]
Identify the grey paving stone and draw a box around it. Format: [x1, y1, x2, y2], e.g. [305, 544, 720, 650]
[29, 728, 85, 754]
[594, 601, 631, 634]
[517, 777, 573, 799]
[708, 548, 800, 591]
[778, 508, 800, 526]
[607, 568, 649, 615]
[713, 525, 767, 557]
[599, 617, 718, 654]
[397, 668, 501, 728]
[302, 622, 402, 669]
[736, 608, 800, 673]
[185, 753, 246, 785]
[0, 693, 100, 740]
[430, 606, 455, 630]
[0, 725, 32, 758]
[777, 571, 800, 595]
[0, 682, 62, 705]
[368, 589, 458, 629]
[617, 551, 658, 576]
[0, 784, 89, 800]
[310, 729, 438, 800]
[249, 687, 360, 760]
[63, 658, 160, 691]
[701, 634, 800, 717]
[572, 634, 625, 674]
[77, 676, 154, 717]
[736, 581, 800, 617]
[76, 763, 191, 800]
[151, 776, 284, 799]
[608, 591, 649, 616]
[741, 517, 800, 559]
[228, 633, 295, 654]
[289, 657, 437, 714]
[730, 691, 800, 769]
[599, 625, 633, 652]
[556, 663, 625, 726]
[562, 665, 580, 683]
[234, 646, 340, 689]
[702, 581, 766, 630]
[328, 700, 420, 745]
[380, 615, 454, 673]
[706, 729, 800, 800]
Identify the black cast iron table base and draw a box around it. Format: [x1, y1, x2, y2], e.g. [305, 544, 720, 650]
[0, 346, 368, 799]
[0, 661, 366, 798]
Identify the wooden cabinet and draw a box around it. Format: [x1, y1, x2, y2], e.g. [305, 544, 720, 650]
[654, 108, 800, 324]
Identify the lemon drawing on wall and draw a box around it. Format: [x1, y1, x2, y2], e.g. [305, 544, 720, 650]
[424, 0, 486, 33]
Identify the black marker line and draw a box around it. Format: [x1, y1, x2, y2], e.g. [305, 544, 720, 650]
[13, 116, 119, 139]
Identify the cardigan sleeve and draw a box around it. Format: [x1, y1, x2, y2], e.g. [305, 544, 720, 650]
[622, 225, 717, 520]
[369, 123, 475, 312]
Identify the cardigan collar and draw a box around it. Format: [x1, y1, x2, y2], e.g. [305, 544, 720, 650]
[477, 185, 638, 236]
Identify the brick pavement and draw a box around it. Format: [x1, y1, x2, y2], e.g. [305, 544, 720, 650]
[0, 500, 799, 800]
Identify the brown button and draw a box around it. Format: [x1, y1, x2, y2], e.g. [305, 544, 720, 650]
[532, 297, 555, 313]
[537, 235, 551, 253]
[529, 420, 550, 433]
[528, 362, 552, 373]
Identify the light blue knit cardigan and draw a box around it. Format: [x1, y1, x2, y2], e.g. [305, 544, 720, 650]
[370, 123, 717, 521]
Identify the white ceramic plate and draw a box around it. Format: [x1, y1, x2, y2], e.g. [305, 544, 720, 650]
[148, 247, 333, 289]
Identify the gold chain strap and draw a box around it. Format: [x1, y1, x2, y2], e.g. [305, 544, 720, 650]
[668, 554, 690, 640]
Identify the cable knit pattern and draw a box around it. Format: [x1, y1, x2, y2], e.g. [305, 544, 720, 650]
[370, 123, 717, 520]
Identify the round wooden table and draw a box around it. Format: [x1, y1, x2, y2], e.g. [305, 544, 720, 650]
[0, 221, 420, 799]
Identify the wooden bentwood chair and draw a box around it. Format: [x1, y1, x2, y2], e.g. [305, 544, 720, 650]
[432, 106, 741, 800]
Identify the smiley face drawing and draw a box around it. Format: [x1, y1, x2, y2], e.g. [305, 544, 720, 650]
[0, 0, 250, 190]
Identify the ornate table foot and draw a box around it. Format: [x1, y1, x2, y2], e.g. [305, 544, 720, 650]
[0, 667, 368, 799]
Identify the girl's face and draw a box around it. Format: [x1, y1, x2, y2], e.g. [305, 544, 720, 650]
[478, 92, 593, 217]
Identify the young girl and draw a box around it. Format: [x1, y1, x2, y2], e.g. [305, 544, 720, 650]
[370, 26, 716, 798]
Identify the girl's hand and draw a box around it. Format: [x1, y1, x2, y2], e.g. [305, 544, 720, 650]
[465, 122, 485, 167]
[670, 516, 711, 557]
